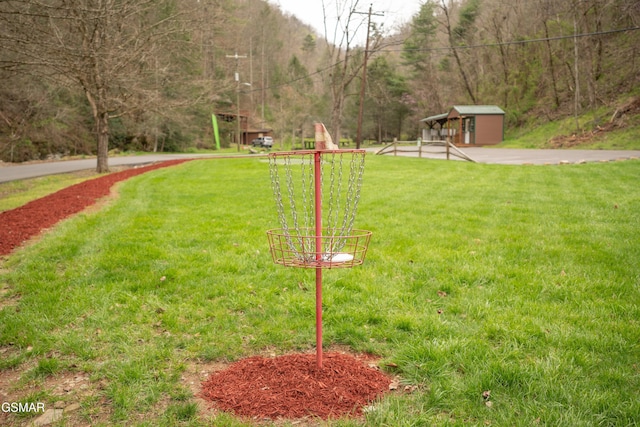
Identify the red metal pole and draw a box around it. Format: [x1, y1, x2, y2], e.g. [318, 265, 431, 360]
[314, 150, 323, 369]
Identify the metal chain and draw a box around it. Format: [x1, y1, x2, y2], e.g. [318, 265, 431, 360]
[326, 152, 346, 253]
[269, 155, 286, 232]
[288, 155, 310, 259]
[300, 153, 315, 257]
[326, 153, 337, 229]
[270, 155, 297, 258]
[342, 152, 365, 239]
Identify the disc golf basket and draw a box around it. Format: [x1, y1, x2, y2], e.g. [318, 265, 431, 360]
[267, 123, 371, 368]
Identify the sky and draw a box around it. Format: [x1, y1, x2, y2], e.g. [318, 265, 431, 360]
[269, 0, 424, 45]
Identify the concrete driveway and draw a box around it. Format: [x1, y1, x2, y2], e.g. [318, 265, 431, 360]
[0, 154, 218, 183]
[371, 145, 640, 165]
[2, 148, 640, 183]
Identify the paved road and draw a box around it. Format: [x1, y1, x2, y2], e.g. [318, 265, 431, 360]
[2, 149, 640, 183]
[0, 153, 219, 183]
[371, 146, 640, 165]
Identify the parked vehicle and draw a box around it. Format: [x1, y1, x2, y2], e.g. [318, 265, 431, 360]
[251, 136, 273, 148]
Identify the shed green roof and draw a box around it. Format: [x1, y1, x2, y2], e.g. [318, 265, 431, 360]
[421, 113, 448, 122]
[452, 105, 505, 115]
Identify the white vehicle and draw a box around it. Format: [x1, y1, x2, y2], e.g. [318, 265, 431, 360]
[251, 136, 273, 148]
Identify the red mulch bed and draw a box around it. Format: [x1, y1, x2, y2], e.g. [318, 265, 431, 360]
[0, 160, 190, 256]
[200, 352, 391, 421]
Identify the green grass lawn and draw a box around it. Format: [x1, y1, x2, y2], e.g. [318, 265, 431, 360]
[1, 157, 639, 426]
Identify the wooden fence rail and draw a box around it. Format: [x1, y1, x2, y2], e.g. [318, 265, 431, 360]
[375, 140, 475, 162]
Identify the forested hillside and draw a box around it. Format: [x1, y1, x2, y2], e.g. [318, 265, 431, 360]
[1, 0, 639, 168]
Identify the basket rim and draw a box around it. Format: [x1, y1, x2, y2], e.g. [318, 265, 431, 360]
[271, 257, 363, 269]
[266, 228, 372, 238]
[267, 149, 366, 157]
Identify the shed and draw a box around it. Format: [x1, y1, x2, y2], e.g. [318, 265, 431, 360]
[422, 105, 505, 146]
[420, 113, 449, 141]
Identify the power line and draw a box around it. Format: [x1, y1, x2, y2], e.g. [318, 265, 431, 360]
[395, 26, 640, 53]
[241, 26, 640, 93]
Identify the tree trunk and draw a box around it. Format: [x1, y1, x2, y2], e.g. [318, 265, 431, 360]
[96, 111, 110, 173]
[330, 93, 345, 143]
[440, 0, 478, 104]
[543, 20, 561, 109]
[85, 88, 110, 173]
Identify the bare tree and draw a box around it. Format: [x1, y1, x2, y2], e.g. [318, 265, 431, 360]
[540, 0, 562, 109]
[0, 0, 191, 172]
[439, 0, 482, 104]
[320, 0, 383, 142]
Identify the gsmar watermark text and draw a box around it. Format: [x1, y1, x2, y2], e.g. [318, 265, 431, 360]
[2, 402, 46, 413]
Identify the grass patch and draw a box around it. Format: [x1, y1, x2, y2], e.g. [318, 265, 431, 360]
[1, 157, 639, 426]
[29, 357, 61, 379]
[502, 101, 640, 149]
[503, 116, 640, 149]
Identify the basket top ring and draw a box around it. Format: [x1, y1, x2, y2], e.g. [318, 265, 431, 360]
[268, 149, 367, 157]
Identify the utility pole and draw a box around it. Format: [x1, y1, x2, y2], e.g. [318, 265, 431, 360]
[354, 4, 383, 149]
[226, 52, 247, 151]
[573, 10, 580, 133]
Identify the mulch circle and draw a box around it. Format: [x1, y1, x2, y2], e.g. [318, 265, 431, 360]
[0, 159, 190, 257]
[200, 352, 392, 421]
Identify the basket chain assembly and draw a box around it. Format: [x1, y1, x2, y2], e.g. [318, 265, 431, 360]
[267, 149, 369, 268]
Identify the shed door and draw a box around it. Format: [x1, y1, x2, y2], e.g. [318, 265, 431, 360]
[463, 117, 475, 144]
